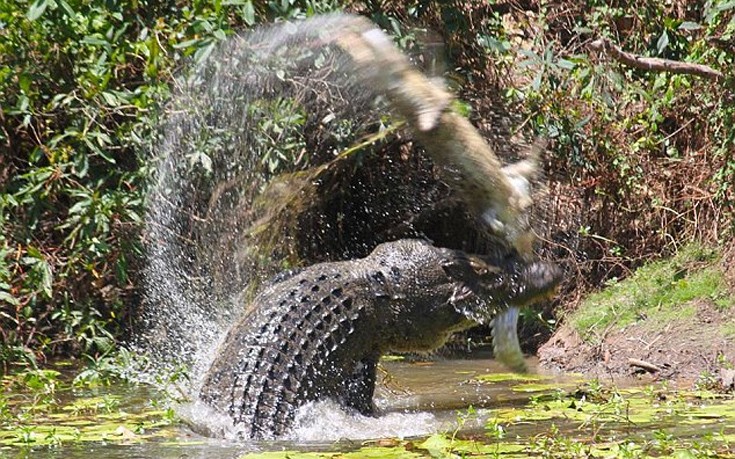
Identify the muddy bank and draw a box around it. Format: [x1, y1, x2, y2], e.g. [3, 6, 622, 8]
[539, 299, 735, 387]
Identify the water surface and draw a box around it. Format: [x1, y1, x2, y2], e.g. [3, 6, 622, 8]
[4, 355, 735, 458]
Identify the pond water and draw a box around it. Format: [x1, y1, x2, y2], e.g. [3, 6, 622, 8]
[3, 355, 735, 458]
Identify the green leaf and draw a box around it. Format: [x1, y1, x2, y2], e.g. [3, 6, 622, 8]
[58, 0, 75, 17]
[41, 261, 53, 298]
[556, 58, 576, 70]
[0, 291, 20, 307]
[242, 0, 256, 25]
[100, 92, 119, 107]
[417, 434, 453, 457]
[194, 41, 215, 63]
[657, 31, 669, 55]
[82, 35, 109, 47]
[573, 25, 594, 34]
[18, 73, 32, 93]
[678, 21, 701, 31]
[716, 1, 735, 12]
[172, 38, 201, 50]
[26, 246, 43, 259]
[26, 0, 49, 21]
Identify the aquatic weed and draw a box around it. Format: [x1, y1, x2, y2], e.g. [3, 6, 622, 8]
[451, 405, 477, 443]
[15, 425, 37, 445]
[530, 424, 589, 459]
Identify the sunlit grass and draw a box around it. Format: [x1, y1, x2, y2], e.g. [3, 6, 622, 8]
[569, 243, 734, 344]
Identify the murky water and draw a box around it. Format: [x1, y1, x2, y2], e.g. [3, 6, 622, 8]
[4, 355, 735, 458]
[0, 356, 559, 458]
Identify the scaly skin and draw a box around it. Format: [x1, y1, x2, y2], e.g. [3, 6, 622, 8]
[199, 239, 560, 439]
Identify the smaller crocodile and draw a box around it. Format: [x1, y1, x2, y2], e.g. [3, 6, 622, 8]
[199, 239, 560, 439]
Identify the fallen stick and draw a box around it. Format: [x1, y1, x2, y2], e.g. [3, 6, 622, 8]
[589, 38, 724, 81]
[628, 358, 662, 373]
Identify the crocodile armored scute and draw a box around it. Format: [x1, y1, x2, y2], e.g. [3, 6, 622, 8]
[199, 239, 561, 439]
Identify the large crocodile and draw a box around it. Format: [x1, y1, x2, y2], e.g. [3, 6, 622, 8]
[199, 239, 560, 439]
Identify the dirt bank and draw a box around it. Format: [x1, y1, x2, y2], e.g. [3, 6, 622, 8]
[539, 300, 735, 387]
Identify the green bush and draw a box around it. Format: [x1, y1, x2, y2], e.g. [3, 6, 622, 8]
[0, 0, 343, 367]
[517, 1, 735, 285]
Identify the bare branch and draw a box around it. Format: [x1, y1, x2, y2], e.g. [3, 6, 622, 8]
[589, 38, 724, 81]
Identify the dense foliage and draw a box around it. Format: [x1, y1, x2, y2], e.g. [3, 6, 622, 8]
[1, 0, 733, 368]
[0, 0, 340, 367]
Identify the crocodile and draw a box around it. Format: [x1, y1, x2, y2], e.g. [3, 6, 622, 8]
[199, 239, 560, 439]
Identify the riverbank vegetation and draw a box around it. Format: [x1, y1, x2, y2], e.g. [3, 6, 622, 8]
[570, 243, 733, 344]
[2, 0, 733, 375]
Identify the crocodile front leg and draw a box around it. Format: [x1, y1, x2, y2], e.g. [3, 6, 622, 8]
[339, 355, 379, 416]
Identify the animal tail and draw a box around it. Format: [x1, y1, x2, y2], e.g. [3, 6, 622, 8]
[490, 306, 528, 373]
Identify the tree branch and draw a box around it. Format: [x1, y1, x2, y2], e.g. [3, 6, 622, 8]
[589, 38, 724, 82]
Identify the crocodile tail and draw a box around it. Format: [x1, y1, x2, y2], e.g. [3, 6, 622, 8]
[490, 306, 528, 373]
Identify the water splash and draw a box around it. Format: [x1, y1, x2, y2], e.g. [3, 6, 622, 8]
[177, 399, 441, 443]
[287, 400, 438, 442]
[134, 14, 385, 392]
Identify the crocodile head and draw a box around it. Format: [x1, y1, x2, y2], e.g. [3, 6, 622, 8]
[369, 240, 560, 352]
[441, 251, 562, 325]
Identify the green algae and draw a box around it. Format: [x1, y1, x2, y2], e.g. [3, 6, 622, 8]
[233, 381, 735, 459]
[474, 372, 548, 383]
[0, 405, 174, 447]
[0, 368, 176, 448]
[492, 383, 735, 458]
[509, 382, 563, 393]
[418, 433, 526, 458]
[2, 365, 735, 458]
[474, 371, 580, 394]
[236, 436, 528, 459]
[237, 444, 427, 459]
